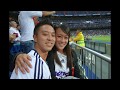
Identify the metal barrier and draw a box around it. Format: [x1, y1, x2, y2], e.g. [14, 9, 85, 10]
[85, 40, 107, 54]
[70, 42, 111, 79]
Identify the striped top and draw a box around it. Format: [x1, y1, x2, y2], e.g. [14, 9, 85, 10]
[10, 49, 51, 79]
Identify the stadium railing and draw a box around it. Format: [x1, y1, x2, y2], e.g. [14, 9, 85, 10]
[70, 42, 111, 79]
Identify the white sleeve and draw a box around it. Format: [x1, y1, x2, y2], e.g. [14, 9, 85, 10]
[10, 68, 33, 79]
[17, 32, 21, 40]
[27, 11, 43, 17]
[9, 28, 15, 35]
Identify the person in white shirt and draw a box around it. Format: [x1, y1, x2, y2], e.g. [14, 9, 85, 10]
[18, 11, 56, 53]
[10, 19, 55, 79]
[9, 20, 21, 42]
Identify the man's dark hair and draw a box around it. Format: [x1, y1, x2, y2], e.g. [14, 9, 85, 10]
[34, 19, 54, 35]
[77, 28, 82, 32]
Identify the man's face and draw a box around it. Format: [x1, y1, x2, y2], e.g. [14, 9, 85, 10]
[34, 24, 55, 52]
[76, 30, 79, 35]
[55, 28, 69, 52]
[10, 21, 18, 28]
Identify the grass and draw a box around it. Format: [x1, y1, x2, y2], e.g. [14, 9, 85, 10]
[92, 35, 111, 42]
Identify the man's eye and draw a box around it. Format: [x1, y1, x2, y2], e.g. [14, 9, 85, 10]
[52, 34, 55, 37]
[43, 33, 48, 36]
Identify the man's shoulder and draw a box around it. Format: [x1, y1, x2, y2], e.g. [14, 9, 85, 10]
[27, 50, 36, 58]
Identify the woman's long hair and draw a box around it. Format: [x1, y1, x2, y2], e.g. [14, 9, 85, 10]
[53, 23, 73, 68]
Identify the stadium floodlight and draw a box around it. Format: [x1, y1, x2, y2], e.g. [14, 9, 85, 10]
[60, 22, 63, 24]
[108, 20, 111, 22]
[85, 21, 93, 24]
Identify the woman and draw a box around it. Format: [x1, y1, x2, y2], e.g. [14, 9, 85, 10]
[14, 23, 83, 79]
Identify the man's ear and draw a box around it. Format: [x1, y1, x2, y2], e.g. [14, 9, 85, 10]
[33, 35, 37, 43]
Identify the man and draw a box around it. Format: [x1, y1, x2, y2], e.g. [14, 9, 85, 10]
[10, 19, 55, 79]
[73, 29, 85, 47]
[18, 11, 56, 53]
[73, 29, 85, 65]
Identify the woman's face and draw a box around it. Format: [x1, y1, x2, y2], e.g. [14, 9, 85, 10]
[55, 28, 69, 52]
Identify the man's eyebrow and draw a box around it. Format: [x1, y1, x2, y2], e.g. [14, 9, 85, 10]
[41, 30, 55, 33]
[42, 30, 48, 32]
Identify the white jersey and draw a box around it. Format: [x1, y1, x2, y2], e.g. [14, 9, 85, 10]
[18, 11, 42, 41]
[9, 27, 21, 41]
[54, 51, 70, 79]
[10, 49, 51, 79]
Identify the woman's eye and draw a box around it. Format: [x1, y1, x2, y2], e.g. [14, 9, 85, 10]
[65, 37, 68, 39]
[58, 36, 61, 38]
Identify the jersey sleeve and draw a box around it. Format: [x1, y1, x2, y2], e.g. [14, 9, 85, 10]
[27, 11, 43, 17]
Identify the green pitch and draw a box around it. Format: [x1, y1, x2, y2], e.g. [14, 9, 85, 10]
[92, 35, 111, 42]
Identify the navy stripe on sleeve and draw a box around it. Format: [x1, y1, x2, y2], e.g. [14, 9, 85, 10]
[41, 61, 43, 79]
[34, 52, 38, 79]
[37, 58, 41, 79]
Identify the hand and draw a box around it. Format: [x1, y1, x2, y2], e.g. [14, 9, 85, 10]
[15, 54, 32, 74]
[9, 34, 17, 42]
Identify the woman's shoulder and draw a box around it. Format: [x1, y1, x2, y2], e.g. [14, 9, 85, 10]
[47, 50, 55, 62]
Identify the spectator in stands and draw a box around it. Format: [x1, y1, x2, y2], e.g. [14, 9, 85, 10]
[72, 29, 85, 65]
[9, 20, 21, 54]
[73, 28, 85, 47]
[10, 19, 55, 79]
[9, 20, 21, 44]
[13, 23, 83, 79]
[18, 11, 56, 53]
[9, 20, 21, 77]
